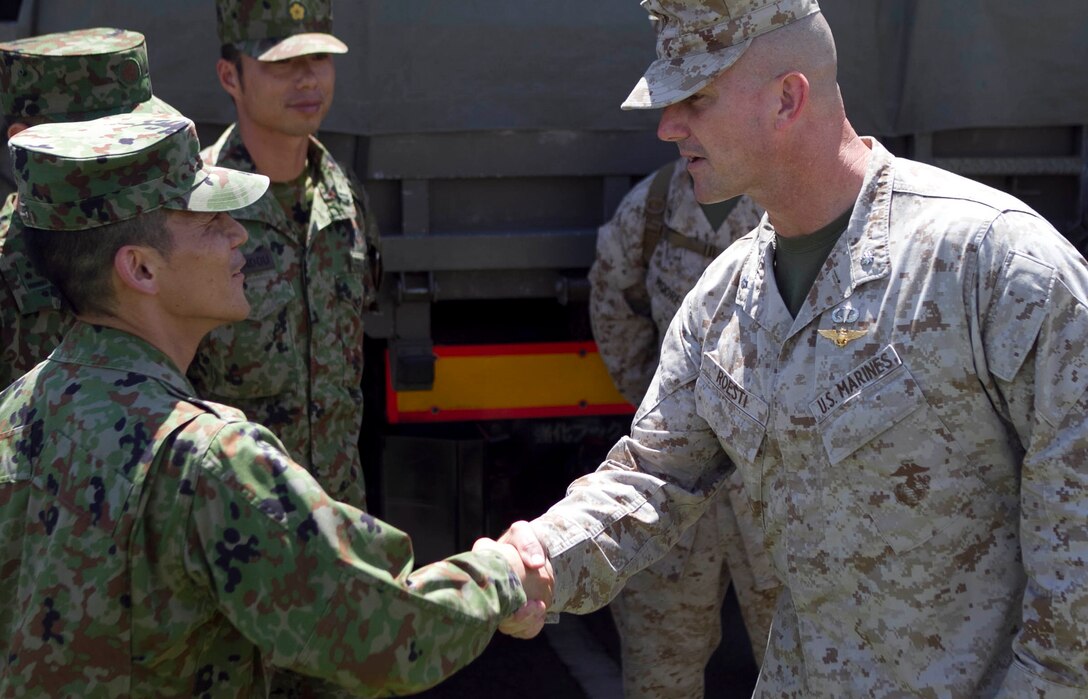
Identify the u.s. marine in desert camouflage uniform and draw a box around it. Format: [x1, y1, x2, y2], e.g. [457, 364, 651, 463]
[0, 113, 531, 698]
[0, 27, 179, 387]
[590, 159, 779, 698]
[507, 0, 1088, 696]
[188, 0, 380, 511]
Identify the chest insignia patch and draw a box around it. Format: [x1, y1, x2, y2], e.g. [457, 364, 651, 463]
[818, 326, 868, 348]
[243, 246, 276, 276]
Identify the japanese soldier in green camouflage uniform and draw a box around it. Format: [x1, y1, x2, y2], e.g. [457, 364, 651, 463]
[0, 27, 179, 388]
[0, 112, 541, 697]
[197, 3, 382, 695]
[190, 0, 380, 521]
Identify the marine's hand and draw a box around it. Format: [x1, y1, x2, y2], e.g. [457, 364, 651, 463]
[500, 521, 554, 638]
[474, 521, 555, 639]
[472, 537, 549, 638]
[500, 520, 548, 570]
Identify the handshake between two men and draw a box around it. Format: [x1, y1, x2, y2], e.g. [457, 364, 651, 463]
[473, 521, 554, 639]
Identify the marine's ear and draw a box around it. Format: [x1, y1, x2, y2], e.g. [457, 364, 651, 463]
[774, 71, 810, 131]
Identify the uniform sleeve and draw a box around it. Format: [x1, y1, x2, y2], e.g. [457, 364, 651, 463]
[589, 181, 661, 405]
[181, 419, 526, 697]
[975, 212, 1088, 697]
[533, 285, 733, 613]
[350, 175, 383, 311]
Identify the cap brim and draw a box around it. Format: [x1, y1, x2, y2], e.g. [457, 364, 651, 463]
[253, 33, 348, 61]
[621, 39, 750, 110]
[130, 95, 183, 118]
[164, 165, 269, 213]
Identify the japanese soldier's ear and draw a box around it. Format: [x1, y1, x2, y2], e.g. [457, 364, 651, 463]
[113, 244, 162, 297]
[216, 58, 242, 99]
[774, 71, 810, 130]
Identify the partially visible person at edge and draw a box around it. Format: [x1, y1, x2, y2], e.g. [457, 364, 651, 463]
[0, 113, 547, 698]
[0, 27, 180, 388]
[488, 0, 1088, 696]
[190, 0, 379, 513]
[590, 159, 778, 698]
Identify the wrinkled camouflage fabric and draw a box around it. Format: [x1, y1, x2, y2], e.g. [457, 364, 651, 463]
[191, 124, 375, 509]
[590, 159, 776, 698]
[216, 0, 347, 61]
[11, 114, 265, 231]
[0, 322, 524, 697]
[0, 193, 72, 387]
[623, 0, 822, 109]
[610, 486, 780, 699]
[536, 139, 1088, 697]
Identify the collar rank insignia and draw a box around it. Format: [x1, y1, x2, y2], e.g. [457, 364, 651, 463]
[818, 326, 867, 348]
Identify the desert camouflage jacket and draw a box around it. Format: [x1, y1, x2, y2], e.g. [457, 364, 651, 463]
[189, 125, 380, 508]
[534, 139, 1088, 698]
[0, 323, 524, 697]
[0, 193, 73, 387]
[589, 158, 763, 404]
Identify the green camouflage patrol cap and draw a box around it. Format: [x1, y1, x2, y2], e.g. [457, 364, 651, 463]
[216, 0, 348, 61]
[622, 0, 822, 110]
[9, 113, 269, 231]
[0, 27, 179, 122]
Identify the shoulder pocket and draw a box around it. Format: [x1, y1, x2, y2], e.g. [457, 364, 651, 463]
[985, 250, 1053, 383]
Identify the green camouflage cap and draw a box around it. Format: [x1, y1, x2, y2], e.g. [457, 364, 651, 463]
[0, 27, 179, 122]
[622, 0, 822, 110]
[9, 113, 269, 231]
[216, 0, 348, 62]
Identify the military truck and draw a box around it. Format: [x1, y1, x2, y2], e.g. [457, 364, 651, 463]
[2, 0, 1086, 564]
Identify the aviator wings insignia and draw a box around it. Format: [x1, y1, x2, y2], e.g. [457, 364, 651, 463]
[818, 327, 868, 348]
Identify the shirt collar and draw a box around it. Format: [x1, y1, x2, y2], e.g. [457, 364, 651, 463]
[735, 137, 895, 338]
[50, 322, 195, 395]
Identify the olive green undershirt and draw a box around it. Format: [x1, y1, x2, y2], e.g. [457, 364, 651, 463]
[699, 196, 740, 231]
[774, 206, 854, 317]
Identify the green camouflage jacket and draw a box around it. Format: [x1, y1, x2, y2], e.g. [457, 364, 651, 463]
[189, 125, 380, 508]
[0, 322, 524, 697]
[0, 193, 73, 387]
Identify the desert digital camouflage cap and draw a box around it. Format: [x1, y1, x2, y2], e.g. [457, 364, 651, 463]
[9, 113, 269, 231]
[622, 0, 822, 110]
[216, 0, 348, 61]
[0, 27, 179, 121]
